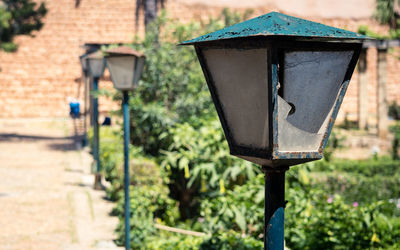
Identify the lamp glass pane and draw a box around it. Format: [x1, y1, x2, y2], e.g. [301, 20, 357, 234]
[203, 48, 269, 149]
[80, 55, 87, 72]
[278, 50, 353, 152]
[87, 58, 105, 78]
[133, 56, 145, 86]
[107, 56, 136, 90]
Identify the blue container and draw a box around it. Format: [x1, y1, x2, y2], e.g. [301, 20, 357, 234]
[69, 102, 80, 118]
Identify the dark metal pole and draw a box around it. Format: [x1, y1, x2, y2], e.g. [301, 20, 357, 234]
[263, 166, 288, 250]
[122, 91, 131, 250]
[82, 72, 89, 147]
[93, 77, 102, 189]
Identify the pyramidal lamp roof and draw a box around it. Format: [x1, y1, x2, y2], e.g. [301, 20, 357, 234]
[181, 12, 368, 45]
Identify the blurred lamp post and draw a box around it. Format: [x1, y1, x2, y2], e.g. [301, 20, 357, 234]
[181, 12, 367, 250]
[105, 46, 145, 250]
[79, 53, 89, 147]
[86, 51, 106, 190]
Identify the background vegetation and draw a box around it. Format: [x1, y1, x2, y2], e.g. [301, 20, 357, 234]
[91, 8, 400, 250]
[0, 0, 46, 52]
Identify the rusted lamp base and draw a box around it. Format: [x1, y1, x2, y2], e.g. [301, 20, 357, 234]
[93, 173, 103, 190]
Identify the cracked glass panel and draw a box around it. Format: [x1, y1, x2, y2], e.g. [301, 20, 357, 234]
[107, 56, 137, 90]
[278, 50, 353, 152]
[203, 48, 269, 149]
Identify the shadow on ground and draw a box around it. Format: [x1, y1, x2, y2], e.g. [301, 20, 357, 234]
[0, 133, 84, 152]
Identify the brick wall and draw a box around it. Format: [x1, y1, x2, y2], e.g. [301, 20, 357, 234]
[0, 0, 399, 126]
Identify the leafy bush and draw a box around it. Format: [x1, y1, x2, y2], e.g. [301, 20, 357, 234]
[0, 0, 47, 52]
[200, 174, 264, 237]
[201, 171, 400, 249]
[199, 231, 263, 250]
[390, 122, 400, 160]
[286, 187, 400, 249]
[162, 121, 259, 219]
[305, 159, 400, 203]
[114, 183, 179, 249]
[146, 234, 203, 249]
[389, 102, 400, 120]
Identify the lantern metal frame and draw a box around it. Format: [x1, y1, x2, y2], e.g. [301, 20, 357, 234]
[86, 51, 106, 79]
[104, 46, 145, 91]
[79, 54, 89, 77]
[190, 37, 362, 167]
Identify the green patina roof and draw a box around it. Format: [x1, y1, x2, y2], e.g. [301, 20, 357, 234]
[181, 12, 368, 45]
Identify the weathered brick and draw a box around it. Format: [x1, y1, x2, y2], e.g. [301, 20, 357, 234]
[0, 0, 399, 120]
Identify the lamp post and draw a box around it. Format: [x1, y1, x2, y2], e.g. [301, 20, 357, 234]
[79, 53, 89, 147]
[86, 51, 106, 190]
[180, 12, 368, 250]
[104, 46, 145, 250]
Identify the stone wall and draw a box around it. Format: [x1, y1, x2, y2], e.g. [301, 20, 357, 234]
[0, 0, 399, 126]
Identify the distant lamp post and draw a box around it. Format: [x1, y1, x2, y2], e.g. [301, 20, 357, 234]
[105, 46, 145, 250]
[79, 53, 89, 147]
[86, 51, 106, 190]
[180, 12, 367, 250]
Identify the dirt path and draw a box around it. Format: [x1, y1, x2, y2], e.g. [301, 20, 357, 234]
[0, 118, 122, 250]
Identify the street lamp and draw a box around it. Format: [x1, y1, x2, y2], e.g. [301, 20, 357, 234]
[104, 46, 145, 250]
[79, 53, 89, 147]
[180, 12, 367, 250]
[86, 51, 106, 190]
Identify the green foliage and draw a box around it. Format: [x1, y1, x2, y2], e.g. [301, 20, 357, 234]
[95, 127, 179, 249]
[220, 8, 254, 26]
[358, 25, 391, 39]
[200, 166, 400, 249]
[161, 121, 259, 219]
[286, 163, 400, 249]
[0, 0, 47, 52]
[390, 122, 400, 160]
[389, 101, 400, 120]
[114, 183, 179, 249]
[285, 187, 400, 249]
[200, 175, 264, 237]
[323, 130, 345, 161]
[374, 0, 400, 29]
[146, 234, 203, 249]
[369, 0, 400, 38]
[304, 159, 400, 203]
[199, 231, 263, 250]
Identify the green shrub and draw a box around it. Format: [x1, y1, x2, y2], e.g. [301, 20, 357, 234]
[161, 121, 259, 219]
[389, 102, 400, 120]
[199, 231, 263, 250]
[114, 184, 179, 249]
[303, 159, 400, 203]
[390, 122, 400, 160]
[146, 234, 203, 250]
[201, 170, 400, 249]
[200, 175, 264, 238]
[285, 187, 400, 249]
